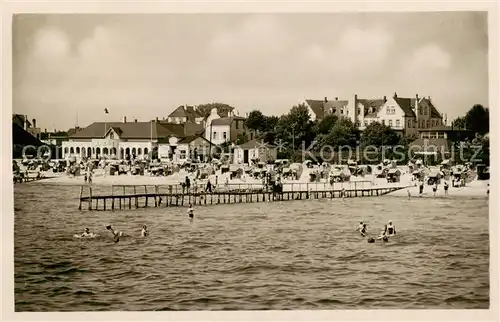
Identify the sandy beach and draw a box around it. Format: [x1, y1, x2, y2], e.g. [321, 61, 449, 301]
[28, 166, 489, 198]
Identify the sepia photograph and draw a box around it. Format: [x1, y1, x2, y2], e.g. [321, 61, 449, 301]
[4, 4, 497, 318]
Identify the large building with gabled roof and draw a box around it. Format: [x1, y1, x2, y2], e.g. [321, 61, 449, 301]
[305, 92, 445, 137]
[61, 116, 204, 160]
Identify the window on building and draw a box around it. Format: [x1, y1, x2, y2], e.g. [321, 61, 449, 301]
[355, 121, 360, 127]
[340, 108, 344, 114]
[396, 120, 400, 127]
[388, 120, 393, 127]
[419, 107, 423, 115]
[364, 121, 368, 126]
[357, 108, 361, 115]
[223, 132, 227, 140]
[382, 120, 385, 125]
[426, 120, 430, 128]
[408, 120, 411, 128]
[424, 107, 428, 115]
[180, 150, 186, 159]
[213, 132, 217, 140]
[109, 132, 114, 139]
[235, 121, 239, 129]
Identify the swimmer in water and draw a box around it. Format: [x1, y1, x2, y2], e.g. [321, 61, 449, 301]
[386, 220, 396, 235]
[356, 221, 364, 232]
[378, 225, 387, 238]
[81, 228, 92, 238]
[141, 225, 148, 237]
[106, 225, 122, 243]
[358, 223, 367, 237]
[187, 204, 194, 221]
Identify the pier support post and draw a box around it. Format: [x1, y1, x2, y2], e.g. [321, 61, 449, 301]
[134, 186, 138, 208]
[78, 186, 83, 210]
[88, 187, 93, 210]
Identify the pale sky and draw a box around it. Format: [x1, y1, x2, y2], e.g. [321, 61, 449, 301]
[13, 12, 488, 131]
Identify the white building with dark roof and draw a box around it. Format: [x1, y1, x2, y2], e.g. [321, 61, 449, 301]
[61, 116, 204, 160]
[204, 108, 248, 145]
[305, 93, 445, 137]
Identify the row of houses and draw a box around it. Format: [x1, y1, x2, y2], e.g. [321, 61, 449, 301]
[305, 92, 447, 137]
[14, 93, 472, 164]
[57, 106, 275, 164]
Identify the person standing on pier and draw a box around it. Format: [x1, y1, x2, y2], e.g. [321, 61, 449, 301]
[419, 182, 424, 195]
[433, 182, 438, 196]
[206, 180, 213, 193]
[444, 181, 449, 196]
[185, 176, 191, 194]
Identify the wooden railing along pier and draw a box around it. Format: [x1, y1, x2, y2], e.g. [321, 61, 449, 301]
[78, 181, 408, 211]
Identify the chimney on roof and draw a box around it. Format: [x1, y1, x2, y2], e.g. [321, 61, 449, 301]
[335, 97, 338, 101]
[383, 96, 387, 102]
[32, 118, 37, 128]
[44, 128, 47, 133]
[428, 95, 431, 100]
[393, 92, 397, 98]
[354, 94, 358, 100]
[416, 94, 419, 101]
[324, 97, 328, 103]
[135, 119, 138, 123]
[156, 117, 158, 122]
[124, 116, 127, 123]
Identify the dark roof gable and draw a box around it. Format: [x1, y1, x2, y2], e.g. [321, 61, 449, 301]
[393, 97, 417, 117]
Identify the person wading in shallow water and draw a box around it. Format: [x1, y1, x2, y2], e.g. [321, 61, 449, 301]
[187, 204, 194, 222]
[141, 225, 148, 237]
[386, 221, 396, 235]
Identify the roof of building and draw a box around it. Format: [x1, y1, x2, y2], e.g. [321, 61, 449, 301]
[177, 134, 213, 145]
[12, 123, 43, 146]
[305, 100, 325, 118]
[211, 116, 245, 126]
[12, 114, 32, 128]
[422, 98, 442, 119]
[168, 106, 189, 118]
[357, 99, 386, 118]
[185, 106, 202, 119]
[70, 121, 194, 140]
[393, 97, 417, 117]
[324, 100, 349, 114]
[107, 126, 123, 135]
[237, 139, 276, 149]
[306, 99, 349, 118]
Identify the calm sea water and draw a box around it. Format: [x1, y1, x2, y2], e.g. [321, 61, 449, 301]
[14, 183, 489, 311]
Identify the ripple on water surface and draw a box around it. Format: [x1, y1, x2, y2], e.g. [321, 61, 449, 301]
[14, 184, 490, 311]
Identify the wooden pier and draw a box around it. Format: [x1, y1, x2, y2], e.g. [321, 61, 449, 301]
[78, 181, 408, 211]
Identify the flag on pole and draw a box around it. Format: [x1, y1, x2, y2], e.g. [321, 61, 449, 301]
[104, 108, 109, 114]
